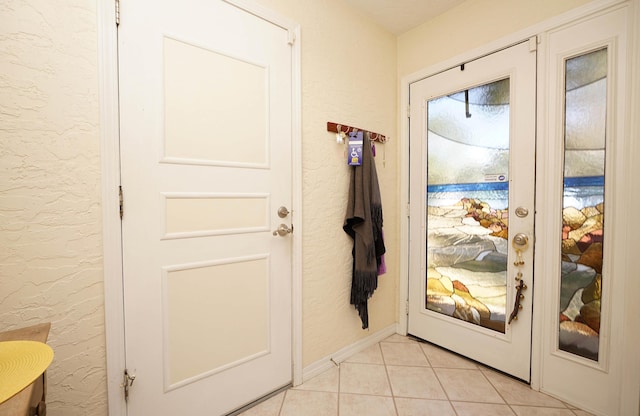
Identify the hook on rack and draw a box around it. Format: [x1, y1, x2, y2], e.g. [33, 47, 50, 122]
[327, 122, 387, 143]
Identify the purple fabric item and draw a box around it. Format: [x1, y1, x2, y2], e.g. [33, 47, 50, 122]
[377, 231, 387, 275]
[377, 254, 386, 275]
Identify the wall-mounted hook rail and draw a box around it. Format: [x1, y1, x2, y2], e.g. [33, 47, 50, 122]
[327, 122, 388, 143]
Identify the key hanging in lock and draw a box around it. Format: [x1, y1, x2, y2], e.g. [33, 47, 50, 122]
[514, 249, 525, 266]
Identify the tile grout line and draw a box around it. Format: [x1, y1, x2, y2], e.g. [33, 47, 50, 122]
[481, 368, 583, 414]
[477, 365, 518, 415]
[276, 389, 287, 416]
[379, 342, 401, 416]
[418, 342, 462, 415]
[337, 363, 341, 416]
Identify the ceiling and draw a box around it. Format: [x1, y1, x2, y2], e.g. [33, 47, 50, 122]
[343, 0, 466, 35]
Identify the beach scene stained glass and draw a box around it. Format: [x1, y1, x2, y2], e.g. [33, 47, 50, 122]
[426, 78, 510, 333]
[559, 48, 607, 361]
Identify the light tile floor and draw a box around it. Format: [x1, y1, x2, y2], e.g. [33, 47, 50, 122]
[239, 334, 595, 416]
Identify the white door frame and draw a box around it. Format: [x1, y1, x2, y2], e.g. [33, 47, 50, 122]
[97, 1, 302, 414]
[399, 0, 639, 412]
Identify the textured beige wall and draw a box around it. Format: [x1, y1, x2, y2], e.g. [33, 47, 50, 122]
[1, 2, 398, 413]
[6, 0, 624, 413]
[252, 0, 399, 366]
[0, 0, 107, 415]
[398, 0, 593, 76]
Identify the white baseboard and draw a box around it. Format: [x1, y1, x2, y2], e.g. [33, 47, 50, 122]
[300, 324, 398, 384]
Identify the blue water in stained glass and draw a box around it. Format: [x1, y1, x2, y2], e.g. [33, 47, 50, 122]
[563, 176, 604, 209]
[427, 181, 509, 209]
[427, 182, 509, 192]
[563, 176, 604, 187]
[427, 176, 604, 210]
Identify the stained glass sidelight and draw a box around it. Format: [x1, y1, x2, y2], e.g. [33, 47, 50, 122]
[426, 78, 510, 333]
[559, 48, 607, 361]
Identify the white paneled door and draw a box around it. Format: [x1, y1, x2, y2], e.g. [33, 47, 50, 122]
[408, 40, 536, 381]
[118, 1, 294, 414]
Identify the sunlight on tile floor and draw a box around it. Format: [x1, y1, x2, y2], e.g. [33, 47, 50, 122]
[239, 334, 595, 416]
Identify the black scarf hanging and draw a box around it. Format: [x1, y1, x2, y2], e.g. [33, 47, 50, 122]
[343, 132, 385, 329]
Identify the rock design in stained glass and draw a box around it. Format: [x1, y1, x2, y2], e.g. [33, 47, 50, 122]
[426, 78, 510, 333]
[559, 48, 607, 362]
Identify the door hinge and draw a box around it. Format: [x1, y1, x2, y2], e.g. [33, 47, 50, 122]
[115, 0, 120, 26]
[122, 369, 136, 401]
[119, 186, 123, 219]
[405, 300, 409, 315]
[287, 29, 295, 46]
[528, 35, 538, 52]
[406, 105, 411, 118]
[406, 204, 410, 217]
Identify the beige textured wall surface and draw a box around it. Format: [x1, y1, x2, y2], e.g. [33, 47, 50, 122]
[0, 1, 107, 415]
[1, 0, 636, 413]
[398, 0, 592, 76]
[252, 0, 399, 366]
[2, 1, 398, 413]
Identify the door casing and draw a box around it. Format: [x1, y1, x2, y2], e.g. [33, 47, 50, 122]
[399, 1, 638, 414]
[97, 0, 302, 414]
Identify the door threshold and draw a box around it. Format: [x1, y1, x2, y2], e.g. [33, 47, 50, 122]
[408, 333, 531, 384]
[226, 383, 292, 416]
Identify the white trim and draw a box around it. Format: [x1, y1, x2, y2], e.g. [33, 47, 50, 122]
[620, 2, 640, 414]
[97, 1, 126, 415]
[223, 0, 299, 32]
[290, 24, 303, 387]
[398, 89, 410, 336]
[99, 1, 303, 413]
[302, 324, 398, 382]
[159, 157, 270, 170]
[530, 29, 549, 393]
[399, 0, 629, 400]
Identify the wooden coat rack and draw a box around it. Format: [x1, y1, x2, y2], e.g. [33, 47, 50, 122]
[327, 122, 387, 143]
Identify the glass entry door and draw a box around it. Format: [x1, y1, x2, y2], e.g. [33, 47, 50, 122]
[408, 40, 536, 381]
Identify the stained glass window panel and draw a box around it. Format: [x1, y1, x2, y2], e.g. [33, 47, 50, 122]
[559, 48, 607, 361]
[426, 78, 510, 334]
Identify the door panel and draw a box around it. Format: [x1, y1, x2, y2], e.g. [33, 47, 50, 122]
[162, 36, 269, 167]
[537, 8, 629, 415]
[119, 1, 292, 414]
[408, 40, 536, 381]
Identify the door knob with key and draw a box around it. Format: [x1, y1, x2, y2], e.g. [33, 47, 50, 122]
[512, 233, 529, 266]
[512, 233, 529, 248]
[272, 223, 293, 236]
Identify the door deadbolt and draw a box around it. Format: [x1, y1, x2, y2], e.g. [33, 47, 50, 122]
[277, 206, 290, 218]
[515, 207, 529, 218]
